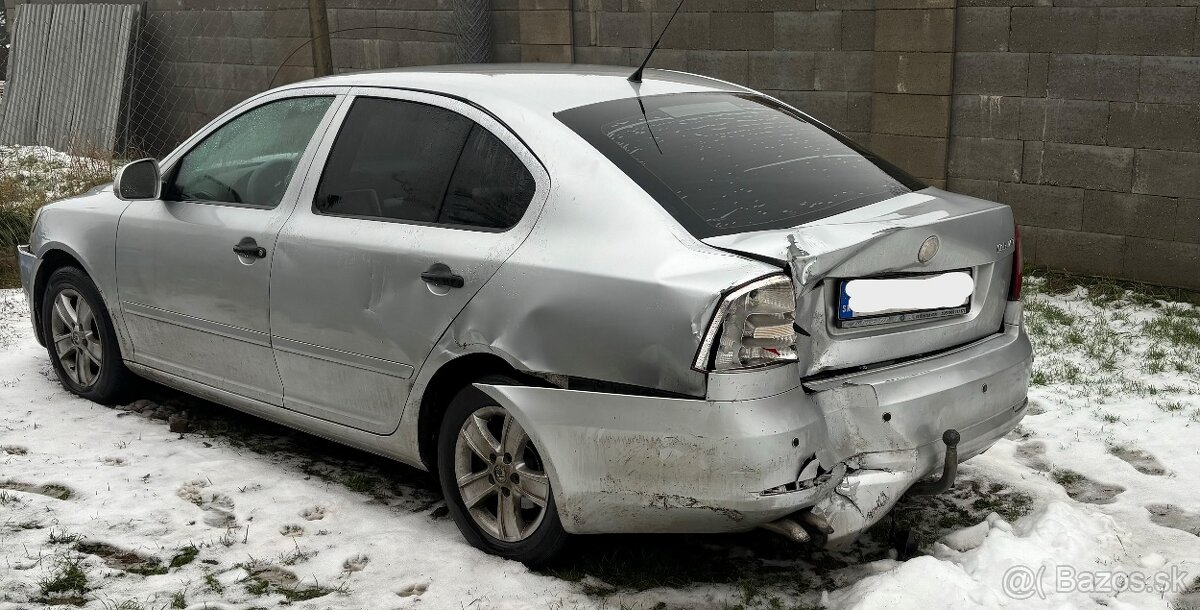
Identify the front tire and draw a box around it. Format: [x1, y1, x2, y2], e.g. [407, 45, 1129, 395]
[41, 266, 135, 404]
[436, 375, 569, 565]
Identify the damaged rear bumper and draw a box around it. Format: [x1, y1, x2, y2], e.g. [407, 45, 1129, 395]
[474, 315, 1032, 541]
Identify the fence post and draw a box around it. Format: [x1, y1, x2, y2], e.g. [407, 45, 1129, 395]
[308, 0, 332, 77]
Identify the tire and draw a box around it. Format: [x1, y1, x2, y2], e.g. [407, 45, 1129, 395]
[41, 266, 136, 404]
[437, 374, 570, 565]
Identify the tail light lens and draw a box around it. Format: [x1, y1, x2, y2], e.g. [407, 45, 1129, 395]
[1008, 224, 1023, 301]
[695, 274, 798, 372]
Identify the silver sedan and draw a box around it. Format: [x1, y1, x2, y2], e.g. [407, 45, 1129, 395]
[16, 65, 1031, 565]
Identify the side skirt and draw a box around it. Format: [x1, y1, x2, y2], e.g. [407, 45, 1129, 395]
[124, 360, 427, 472]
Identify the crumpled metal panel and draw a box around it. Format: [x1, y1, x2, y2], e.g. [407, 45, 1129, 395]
[704, 188, 1017, 378]
[467, 314, 1030, 537]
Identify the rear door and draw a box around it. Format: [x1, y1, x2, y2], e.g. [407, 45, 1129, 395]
[116, 91, 342, 404]
[269, 88, 549, 433]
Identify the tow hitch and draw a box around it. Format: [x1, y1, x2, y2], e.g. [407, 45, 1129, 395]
[908, 429, 961, 495]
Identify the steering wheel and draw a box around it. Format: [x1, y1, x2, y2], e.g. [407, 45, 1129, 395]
[192, 174, 241, 203]
[246, 160, 294, 207]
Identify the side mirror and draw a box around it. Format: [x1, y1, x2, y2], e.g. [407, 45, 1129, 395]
[114, 158, 162, 201]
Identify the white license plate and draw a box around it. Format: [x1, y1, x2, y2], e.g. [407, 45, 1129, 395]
[837, 271, 973, 328]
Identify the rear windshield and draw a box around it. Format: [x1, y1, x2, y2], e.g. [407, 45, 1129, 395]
[555, 92, 924, 238]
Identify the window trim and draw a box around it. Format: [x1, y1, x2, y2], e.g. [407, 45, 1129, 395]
[156, 87, 348, 211]
[303, 88, 548, 235]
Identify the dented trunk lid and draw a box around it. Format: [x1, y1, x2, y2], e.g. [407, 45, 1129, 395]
[702, 188, 1018, 378]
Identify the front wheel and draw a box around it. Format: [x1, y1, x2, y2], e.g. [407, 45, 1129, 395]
[41, 266, 135, 404]
[437, 375, 569, 565]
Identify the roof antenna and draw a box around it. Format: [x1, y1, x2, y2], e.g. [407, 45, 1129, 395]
[629, 0, 686, 83]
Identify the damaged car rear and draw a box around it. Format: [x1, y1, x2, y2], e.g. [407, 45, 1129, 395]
[17, 66, 1030, 566]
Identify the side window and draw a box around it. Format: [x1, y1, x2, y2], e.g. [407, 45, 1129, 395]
[315, 96, 536, 230]
[439, 125, 536, 229]
[315, 98, 473, 223]
[166, 96, 333, 208]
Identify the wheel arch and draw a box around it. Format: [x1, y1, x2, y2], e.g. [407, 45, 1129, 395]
[415, 352, 546, 474]
[31, 248, 92, 346]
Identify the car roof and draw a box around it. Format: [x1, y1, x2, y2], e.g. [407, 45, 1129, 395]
[278, 63, 751, 115]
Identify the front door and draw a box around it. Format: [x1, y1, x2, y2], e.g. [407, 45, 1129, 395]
[269, 89, 548, 433]
[116, 93, 341, 405]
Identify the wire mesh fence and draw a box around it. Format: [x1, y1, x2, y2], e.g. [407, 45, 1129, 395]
[0, 1, 464, 160]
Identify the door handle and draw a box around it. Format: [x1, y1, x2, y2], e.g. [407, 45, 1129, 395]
[233, 238, 266, 259]
[420, 263, 464, 289]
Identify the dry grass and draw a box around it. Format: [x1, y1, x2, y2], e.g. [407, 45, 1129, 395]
[0, 147, 118, 288]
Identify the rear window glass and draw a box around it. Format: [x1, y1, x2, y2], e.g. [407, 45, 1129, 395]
[555, 93, 924, 238]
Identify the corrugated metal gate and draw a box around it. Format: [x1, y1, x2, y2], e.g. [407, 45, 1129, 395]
[0, 3, 138, 153]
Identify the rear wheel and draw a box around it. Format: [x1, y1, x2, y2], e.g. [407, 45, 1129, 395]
[41, 267, 135, 404]
[437, 375, 569, 565]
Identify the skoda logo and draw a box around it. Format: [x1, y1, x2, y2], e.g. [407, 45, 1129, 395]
[918, 235, 940, 264]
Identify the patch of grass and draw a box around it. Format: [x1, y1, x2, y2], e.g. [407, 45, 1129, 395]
[279, 584, 341, 602]
[170, 591, 187, 609]
[342, 473, 378, 494]
[1097, 411, 1122, 424]
[879, 479, 1036, 551]
[168, 545, 199, 569]
[39, 555, 89, 597]
[1144, 310, 1200, 351]
[245, 578, 271, 596]
[242, 578, 342, 603]
[48, 529, 83, 545]
[1157, 400, 1186, 413]
[1052, 469, 1085, 487]
[202, 573, 223, 594]
[1026, 266, 1200, 307]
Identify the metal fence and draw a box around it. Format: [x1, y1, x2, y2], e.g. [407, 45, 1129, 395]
[0, 1, 473, 159]
[0, 1, 319, 159]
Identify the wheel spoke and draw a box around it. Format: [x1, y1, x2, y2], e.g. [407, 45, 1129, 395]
[498, 491, 521, 540]
[52, 332, 73, 348]
[76, 298, 94, 330]
[61, 347, 80, 384]
[76, 350, 92, 385]
[55, 293, 78, 326]
[499, 413, 527, 456]
[460, 414, 501, 460]
[82, 341, 103, 366]
[457, 470, 496, 509]
[513, 465, 549, 507]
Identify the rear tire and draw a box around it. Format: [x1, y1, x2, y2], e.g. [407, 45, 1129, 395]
[436, 374, 570, 565]
[41, 266, 136, 404]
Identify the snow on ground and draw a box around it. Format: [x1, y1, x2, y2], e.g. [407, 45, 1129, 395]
[1, 275, 1198, 610]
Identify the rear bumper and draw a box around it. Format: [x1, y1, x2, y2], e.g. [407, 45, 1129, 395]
[16, 245, 39, 336]
[475, 313, 1032, 540]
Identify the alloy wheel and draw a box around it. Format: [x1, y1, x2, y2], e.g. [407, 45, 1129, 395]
[49, 288, 103, 388]
[453, 406, 550, 543]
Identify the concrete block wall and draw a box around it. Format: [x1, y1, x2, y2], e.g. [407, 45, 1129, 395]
[566, 1, 879, 153]
[539, 0, 1199, 289]
[1, 0, 1196, 288]
[948, 3, 1200, 290]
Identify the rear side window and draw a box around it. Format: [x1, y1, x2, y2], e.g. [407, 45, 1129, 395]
[315, 97, 535, 230]
[555, 93, 924, 238]
[439, 126, 536, 229]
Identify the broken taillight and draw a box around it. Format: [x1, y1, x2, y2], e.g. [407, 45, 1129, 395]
[1008, 224, 1023, 301]
[695, 274, 798, 371]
